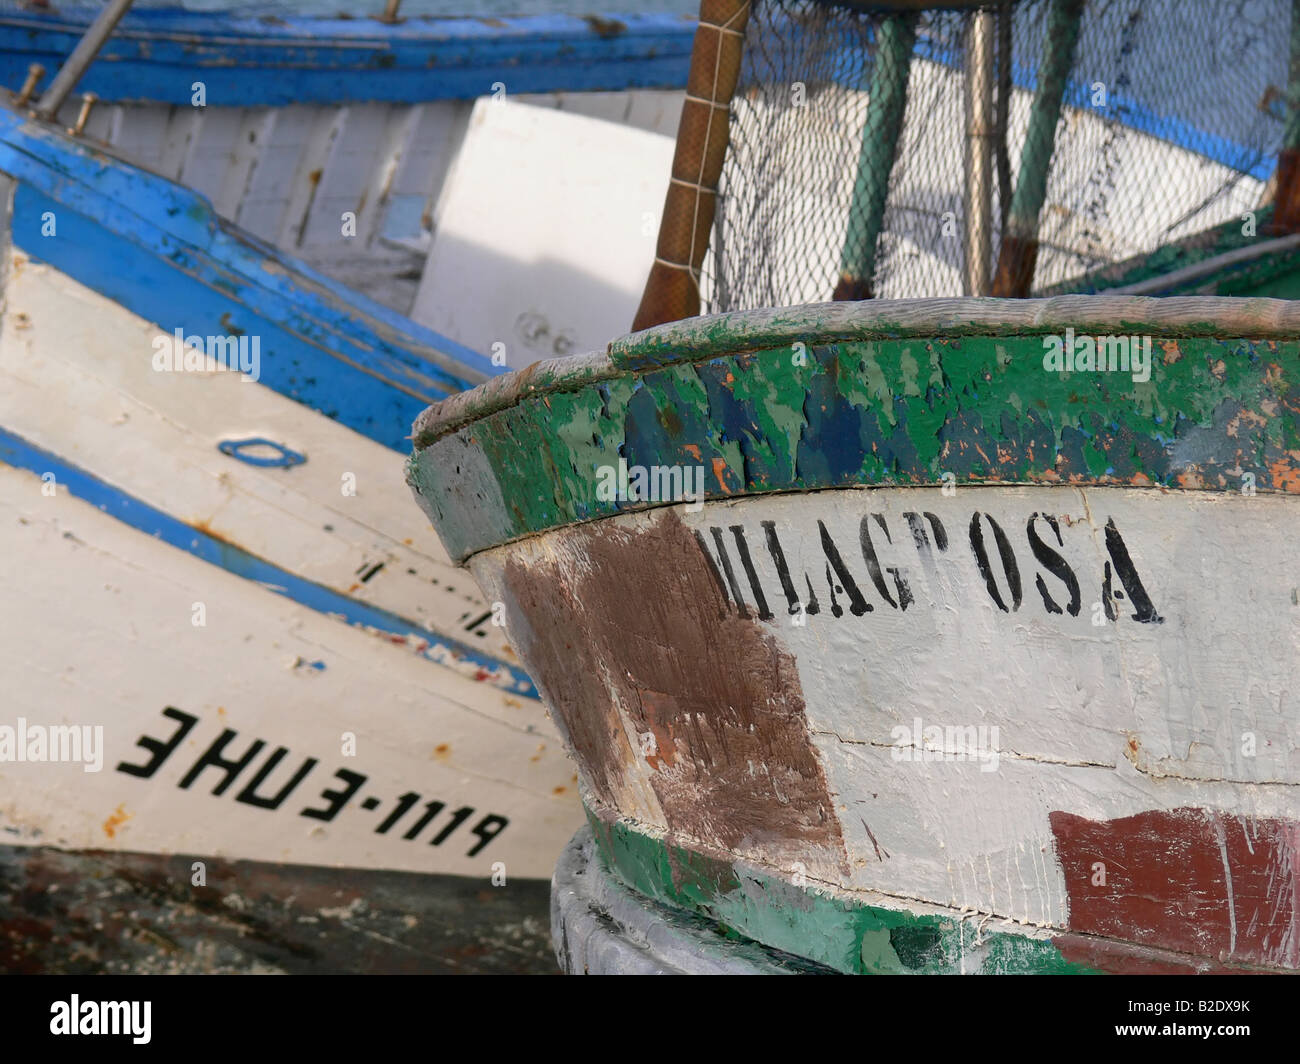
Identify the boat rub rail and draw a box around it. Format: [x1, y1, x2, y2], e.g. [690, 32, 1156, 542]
[410, 295, 1300, 445]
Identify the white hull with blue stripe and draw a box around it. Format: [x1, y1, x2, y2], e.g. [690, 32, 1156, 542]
[0, 96, 583, 878]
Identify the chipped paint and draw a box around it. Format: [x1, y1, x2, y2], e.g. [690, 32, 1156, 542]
[496, 510, 848, 879]
[410, 296, 1300, 972]
[409, 298, 1300, 564]
[0, 10, 694, 108]
[1050, 808, 1300, 970]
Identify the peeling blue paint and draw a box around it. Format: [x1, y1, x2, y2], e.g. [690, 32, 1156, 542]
[0, 9, 695, 106]
[0, 106, 494, 453]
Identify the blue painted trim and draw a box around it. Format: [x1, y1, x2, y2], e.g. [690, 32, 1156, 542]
[0, 9, 695, 106]
[0, 5, 1267, 176]
[0, 105, 494, 453]
[0, 424, 540, 700]
[218, 437, 307, 468]
[816, 16, 1274, 182]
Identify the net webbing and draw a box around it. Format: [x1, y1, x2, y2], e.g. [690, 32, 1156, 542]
[697, 0, 1290, 311]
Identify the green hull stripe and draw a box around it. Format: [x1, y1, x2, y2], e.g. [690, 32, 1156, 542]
[409, 323, 1300, 562]
[584, 809, 1093, 975]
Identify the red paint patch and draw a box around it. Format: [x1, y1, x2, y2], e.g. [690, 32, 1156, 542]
[1051, 808, 1300, 970]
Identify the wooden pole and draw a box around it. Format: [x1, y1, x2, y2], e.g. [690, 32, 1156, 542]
[631, 0, 750, 332]
[834, 13, 917, 301]
[1271, 0, 1300, 231]
[964, 9, 995, 296]
[991, 0, 1083, 297]
[995, 0, 1012, 237]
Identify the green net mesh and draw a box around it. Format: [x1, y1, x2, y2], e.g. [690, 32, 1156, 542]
[701, 0, 1289, 310]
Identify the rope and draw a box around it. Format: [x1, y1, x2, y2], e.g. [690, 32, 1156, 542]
[676, 2, 751, 297]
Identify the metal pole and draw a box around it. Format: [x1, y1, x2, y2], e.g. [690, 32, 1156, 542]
[834, 13, 917, 301]
[964, 9, 994, 296]
[34, 0, 135, 122]
[991, 0, 1083, 297]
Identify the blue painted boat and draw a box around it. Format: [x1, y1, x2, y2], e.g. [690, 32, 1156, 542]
[0, 4, 694, 314]
[0, 5, 696, 107]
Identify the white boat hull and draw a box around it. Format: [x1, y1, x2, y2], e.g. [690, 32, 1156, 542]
[468, 485, 1300, 947]
[0, 249, 582, 878]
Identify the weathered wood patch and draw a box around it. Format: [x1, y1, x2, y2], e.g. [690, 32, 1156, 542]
[495, 509, 849, 878]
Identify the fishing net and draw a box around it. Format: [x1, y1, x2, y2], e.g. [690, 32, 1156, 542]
[697, 0, 1288, 311]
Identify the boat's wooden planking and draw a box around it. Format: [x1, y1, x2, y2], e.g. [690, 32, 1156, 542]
[0, 104, 586, 876]
[409, 296, 1300, 971]
[41, 91, 682, 317]
[467, 489, 1298, 956]
[1, 249, 524, 688]
[20, 80, 681, 313]
[0, 10, 696, 108]
[0, 457, 580, 877]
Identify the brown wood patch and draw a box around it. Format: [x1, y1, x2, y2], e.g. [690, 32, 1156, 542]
[501, 509, 848, 876]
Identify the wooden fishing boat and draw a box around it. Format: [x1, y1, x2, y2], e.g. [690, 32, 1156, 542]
[0, 84, 584, 880]
[408, 0, 1300, 973]
[0, 2, 700, 970]
[408, 293, 1300, 975]
[0, 4, 692, 319]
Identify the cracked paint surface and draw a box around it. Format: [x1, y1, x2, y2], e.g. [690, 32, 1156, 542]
[462, 486, 1299, 971]
[411, 328, 1300, 563]
[410, 300, 1300, 973]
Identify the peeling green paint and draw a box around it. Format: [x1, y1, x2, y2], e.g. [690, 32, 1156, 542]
[585, 807, 1097, 975]
[411, 322, 1300, 562]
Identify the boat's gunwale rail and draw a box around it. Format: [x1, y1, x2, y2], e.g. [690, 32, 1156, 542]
[411, 294, 1300, 447]
[0, 99, 501, 452]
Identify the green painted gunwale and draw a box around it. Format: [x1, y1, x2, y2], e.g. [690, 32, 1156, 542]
[584, 807, 1094, 975]
[408, 295, 1300, 563]
[1043, 206, 1300, 298]
[586, 807, 1297, 975]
